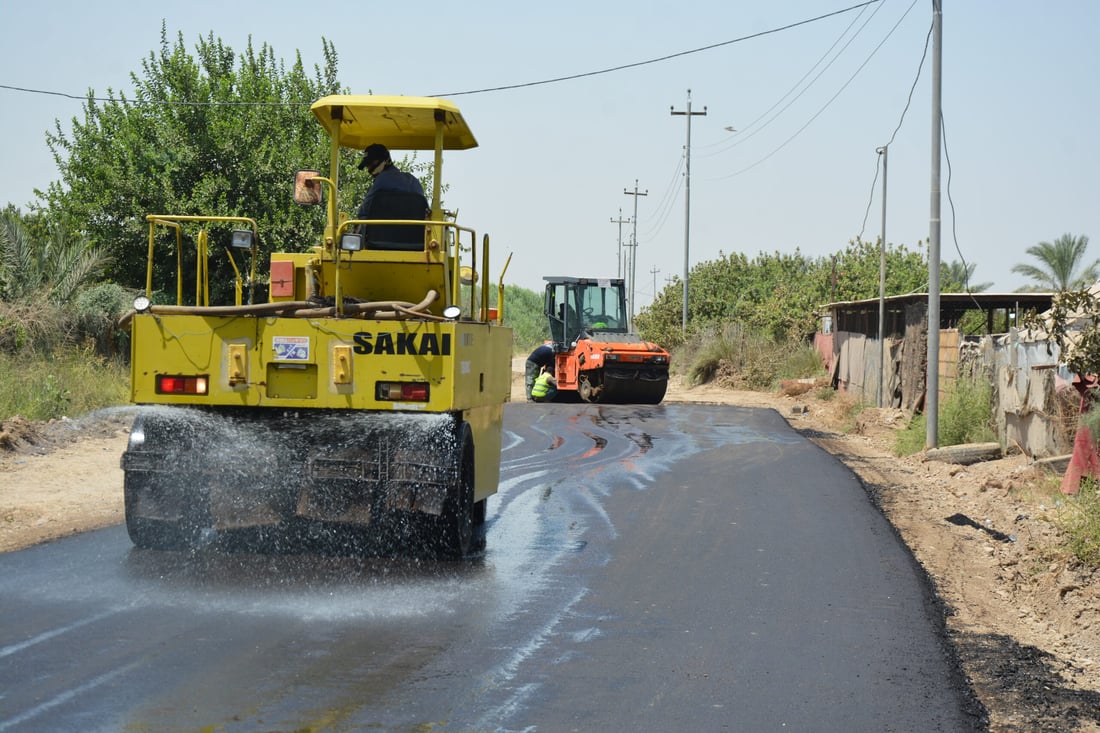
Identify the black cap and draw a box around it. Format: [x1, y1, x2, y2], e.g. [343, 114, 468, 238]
[358, 143, 391, 171]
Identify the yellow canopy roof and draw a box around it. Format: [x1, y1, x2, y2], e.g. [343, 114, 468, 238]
[309, 95, 477, 152]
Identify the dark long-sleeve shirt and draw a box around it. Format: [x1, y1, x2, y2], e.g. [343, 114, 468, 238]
[357, 166, 426, 219]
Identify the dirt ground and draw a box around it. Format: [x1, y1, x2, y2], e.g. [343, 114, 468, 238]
[3, 368, 1100, 731]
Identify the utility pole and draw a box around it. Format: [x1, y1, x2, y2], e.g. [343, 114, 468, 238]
[650, 266, 660, 303]
[624, 179, 648, 329]
[877, 145, 887, 408]
[671, 89, 706, 334]
[610, 209, 632, 279]
[926, 0, 943, 449]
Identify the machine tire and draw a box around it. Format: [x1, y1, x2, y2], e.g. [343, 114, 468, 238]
[440, 424, 477, 558]
[644, 377, 669, 404]
[472, 498, 488, 552]
[122, 414, 208, 551]
[601, 371, 668, 404]
[124, 474, 203, 551]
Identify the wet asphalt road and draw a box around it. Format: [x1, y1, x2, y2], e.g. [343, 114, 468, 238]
[0, 403, 982, 732]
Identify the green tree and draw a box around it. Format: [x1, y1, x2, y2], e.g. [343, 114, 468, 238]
[635, 237, 930, 349]
[825, 237, 929, 303]
[0, 208, 121, 354]
[941, 259, 991, 293]
[0, 209, 110, 305]
[500, 284, 548, 352]
[40, 26, 349, 299]
[1025, 287, 1100, 379]
[939, 260, 994, 335]
[1012, 233, 1098, 291]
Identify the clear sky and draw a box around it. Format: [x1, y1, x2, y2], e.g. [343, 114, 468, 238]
[2, 1, 1098, 302]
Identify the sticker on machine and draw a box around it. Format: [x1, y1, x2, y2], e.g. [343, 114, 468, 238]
[272, 336, 310, 361]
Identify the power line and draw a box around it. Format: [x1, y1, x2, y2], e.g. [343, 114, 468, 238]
[941, 110, 982, 308]
[883, 15, 933, 148]
[639, 152, 684, 240]
[697, 0, 881, 158]
[707, 0, 920, 182]
[858, 153, 884, 243]
[2, 2, 882, 107]
[858, 14, 932, 241]
[0, 83, 312, 106]
[644, 152, 685, 221]
[428, 2, 881, 97]
[638, 172, 683, 242]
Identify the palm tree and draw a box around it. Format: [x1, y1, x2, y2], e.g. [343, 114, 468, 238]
[1011, 233, 1099, 291]
[941, 260, 992, 292]
[0, 210, 111, 305]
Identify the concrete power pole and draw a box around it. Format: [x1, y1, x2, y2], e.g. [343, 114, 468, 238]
[671, 89, 706, 334]
[877, 145, 887, 409]
[610, 209, 631, 279]
[650, 266, 660, 304]
[926, 0, 943, 449]
[624, 180, 648, 329]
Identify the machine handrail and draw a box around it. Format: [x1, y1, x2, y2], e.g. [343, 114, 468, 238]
[143, 214, 499, 324]
[146, 215, 259, 306]
[334, 218, 493, 322]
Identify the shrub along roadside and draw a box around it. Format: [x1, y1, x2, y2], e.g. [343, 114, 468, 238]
[1059, 478, 1100, 567]
[0, 347, 130, 422]
[682, 323, 825, 391]
[894, 373, 996, 457]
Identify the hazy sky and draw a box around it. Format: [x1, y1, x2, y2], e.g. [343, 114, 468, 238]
[2, 1, 1097, 301]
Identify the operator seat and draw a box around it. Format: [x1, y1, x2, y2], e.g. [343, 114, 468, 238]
[360, 189, 430, 251]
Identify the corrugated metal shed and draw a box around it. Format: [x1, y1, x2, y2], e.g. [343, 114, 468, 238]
[819, 292, 1054, 339]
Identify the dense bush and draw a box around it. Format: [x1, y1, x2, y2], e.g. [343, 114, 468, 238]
[635, 238, 929, 350]
[73, 283, 137, 356]
[0, 345, 129, 421]
[683, 322, 824, 391]
[499, 284, 547, 353]
[1059, 478, 1100, 567]
[1, 210, 124, 357]
[894, 373, 996, 455]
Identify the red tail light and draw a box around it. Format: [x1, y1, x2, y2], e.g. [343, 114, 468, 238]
[376, 381, 430, 402]
[156, 375, 209, 395]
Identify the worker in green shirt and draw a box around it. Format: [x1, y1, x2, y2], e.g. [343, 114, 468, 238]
[530, 366, 558, 403]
